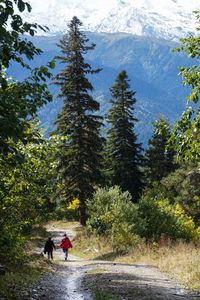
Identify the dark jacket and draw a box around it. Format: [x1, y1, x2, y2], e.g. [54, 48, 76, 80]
[44, 239, 56, 253]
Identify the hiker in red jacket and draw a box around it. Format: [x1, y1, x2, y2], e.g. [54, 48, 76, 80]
[59, 233, 73, 260]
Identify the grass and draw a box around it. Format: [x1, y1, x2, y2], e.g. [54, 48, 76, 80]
[26, 224, 49, 249]
[93, 289, 122, 300]
[0, 253, 55, 299]
[0, 220, 81, 299]
[71, 228, 114, 259]
[88, 268, 106, 274]
[2, 220, 199, 298]
[116, 240, 200, 290]
[0, 225, 54, 299]
[71, 226, 200, 290]
[45, 220, 79, 231]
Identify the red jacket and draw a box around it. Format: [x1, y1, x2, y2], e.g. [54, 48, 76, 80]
[59, 237, 72, 250]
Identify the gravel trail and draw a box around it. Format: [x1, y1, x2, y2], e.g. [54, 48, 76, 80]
[28, 224, 200, 300]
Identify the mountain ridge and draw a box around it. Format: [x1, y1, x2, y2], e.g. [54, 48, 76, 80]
[9, 31, 193, 147]
[26, 0, 199, 40]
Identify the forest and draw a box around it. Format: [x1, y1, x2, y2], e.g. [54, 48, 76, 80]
[0, 1, 200, 298]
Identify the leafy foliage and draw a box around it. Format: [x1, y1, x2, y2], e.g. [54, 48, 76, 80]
[52, 16, 105, 225]
[0, 1, 57, 263]
[86, 186, 140, 251]
[87, 184, 200, 246]
[0, 65, 54, 154]
[168, 106, 200, 164]
[173, 11, 200, 104]
[0, 126, 60, 263]
[0, 0, 55, 155]
[170, 11, 200, 163]
[0, 0, 48, 73]
[138, 190, 200, 242]
[55, 198, 80, 221]
[161, 162, 200, 224]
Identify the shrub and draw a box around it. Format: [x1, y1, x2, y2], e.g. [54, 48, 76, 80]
[161, 164, 200, 225]
[86, 186, 140, 251]
[55, 198, 80, 221]
[0, 227, 26, 264]
[137, 194, 200, 242]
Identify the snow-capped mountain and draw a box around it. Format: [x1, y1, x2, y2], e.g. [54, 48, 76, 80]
[26, 0, 199, 40]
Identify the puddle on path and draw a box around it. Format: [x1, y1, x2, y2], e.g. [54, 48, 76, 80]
[174, 288, 190, 296]
[42, 225, 200, 300]
[64, 266, 93, 300]
[167, 287, 200, 299]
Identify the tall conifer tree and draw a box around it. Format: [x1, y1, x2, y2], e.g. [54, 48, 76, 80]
[105, 70, 143, 201]
[52, 17, 104, 225]
[145, 114, 176, 184]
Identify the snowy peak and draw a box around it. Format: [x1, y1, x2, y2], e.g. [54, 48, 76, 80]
[95, 1, 198, 40]
[26, 0, 199, 40]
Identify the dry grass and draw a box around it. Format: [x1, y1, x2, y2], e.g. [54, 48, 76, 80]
[29, 221, 199, 290]
[45, 220, 79, 231]
[71, 228, 114, 259]
[116, 240, 200, 289]
[72, 227, 200, 290]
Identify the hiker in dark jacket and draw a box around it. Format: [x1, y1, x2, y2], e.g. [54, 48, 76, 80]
[44, 237, 56, 260]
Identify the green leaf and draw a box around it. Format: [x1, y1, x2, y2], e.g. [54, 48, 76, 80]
[29, 29, 35, 36]
[18, 0, 25, 12]
[48, 60, 56, 69]
[25, 2, 32, 12]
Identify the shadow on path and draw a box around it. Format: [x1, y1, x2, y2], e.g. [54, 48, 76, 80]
[31, 224, 200, 300]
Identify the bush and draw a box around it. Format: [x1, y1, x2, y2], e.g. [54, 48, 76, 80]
[86, 186, 140, 251]
[0, 227, 26, 264]
[55, 198, 80, 221]
[137, 194, 200, 242]
[161, 163, 200, 225]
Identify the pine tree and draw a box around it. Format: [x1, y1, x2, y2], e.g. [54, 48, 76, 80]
[52, 17, 104, 225]
[145, 114, 177, 184]
[105, 70, 143, 201]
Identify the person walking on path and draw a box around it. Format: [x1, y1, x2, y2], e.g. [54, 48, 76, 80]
[59, 233, 73, 260]
[44, 237, 56, 260]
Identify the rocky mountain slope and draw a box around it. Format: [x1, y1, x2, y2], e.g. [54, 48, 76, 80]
[9, 32, 194, 146]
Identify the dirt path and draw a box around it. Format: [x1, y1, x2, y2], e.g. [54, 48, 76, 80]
[29, 224, 200, 300]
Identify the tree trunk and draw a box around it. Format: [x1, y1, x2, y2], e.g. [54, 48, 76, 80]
[79, 196, 86, 226]
[0, 265, 5, 275]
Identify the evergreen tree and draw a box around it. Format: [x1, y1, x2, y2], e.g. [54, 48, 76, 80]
[105, 70, 143, 201]
[52, 17, 104, 225]
[145, 114, 176, 183]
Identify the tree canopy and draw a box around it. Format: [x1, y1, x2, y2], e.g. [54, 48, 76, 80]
[145, 114, 177, 184]
[169, 11, 200, 164]
[0, 0, 56, 262]
[0, 0, 55, 155]
[52, 16, 105, 225]
[105, 70, 143, 201]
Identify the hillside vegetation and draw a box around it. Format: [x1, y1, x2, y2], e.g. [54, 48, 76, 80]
[0, 1, 200, 298]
